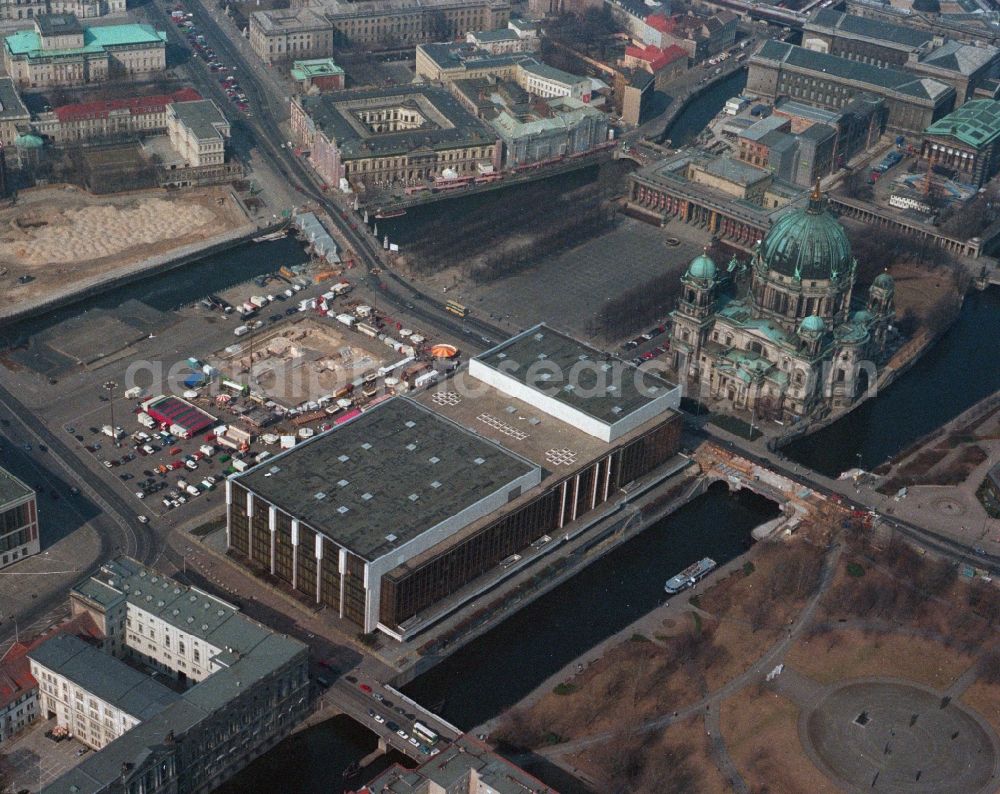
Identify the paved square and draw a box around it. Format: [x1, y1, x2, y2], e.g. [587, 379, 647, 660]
[4, 718, 92, 792]
[802, 680, 999, 793]
[470, 216, 711, 339]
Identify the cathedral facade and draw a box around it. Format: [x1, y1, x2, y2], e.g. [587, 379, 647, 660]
[669, 187, 895, 421]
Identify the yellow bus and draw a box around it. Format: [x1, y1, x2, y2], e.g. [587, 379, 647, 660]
[445, 300, 468, 318]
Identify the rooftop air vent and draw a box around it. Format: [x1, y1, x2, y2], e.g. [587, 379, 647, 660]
[314, 492, 327, 500]
[528, 417, 541, 425]
[217, 610, 225, 617]
[361, 442, 372, 450]
[534, 332, 544, 340]
[337, 505, 350, 515]
[337, 454, 349, 463]
[362, 492, 373, 501]
[505, 405, 516, 414]
[405, 420, 416, 428]
[430, 481, 442, 489]
[406, 443, 417, 451]
[269, 466, 280, 475]
[337, 479, 349, 488]
[429, 456, 440, 464]
[474, 457, 485, 465]
[612, 406, 623, 414]
[497, 352, 507, 359]
[537, 353, 547, 360]
[202, 624, 208, 631]
[408, 493, 420, 502]
[386, 533, 398, 542]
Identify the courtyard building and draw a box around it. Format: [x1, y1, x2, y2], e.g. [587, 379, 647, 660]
[0, 614, 102, 744]
[39, 556, 309, 794]
[290, 85, 501, 190]
[466, 27, 537, 54]
[3, 14, 166, 88]
[668, 186, 895, 421]
[748, 39, 955, 135]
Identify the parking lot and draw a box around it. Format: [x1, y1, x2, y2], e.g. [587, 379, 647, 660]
[169, 8, 251, 116]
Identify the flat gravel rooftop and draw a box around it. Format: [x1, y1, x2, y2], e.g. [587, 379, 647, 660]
[235, 398, 538, 561]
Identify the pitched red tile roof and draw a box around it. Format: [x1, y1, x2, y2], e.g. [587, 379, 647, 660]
[625, 43, 688, 70]
[645, 13, 673, 33]
[0, 613, 104, 710]
[53, 88, 202, 123]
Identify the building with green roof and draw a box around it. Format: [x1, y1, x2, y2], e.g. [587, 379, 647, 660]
[921, 98, 1000, 187]
[3, 14, 165, 88]
[669, 188, 896, 421]
[290, 58, 344, 93]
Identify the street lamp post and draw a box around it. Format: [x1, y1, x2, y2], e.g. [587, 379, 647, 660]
[103, 380, 118, 447]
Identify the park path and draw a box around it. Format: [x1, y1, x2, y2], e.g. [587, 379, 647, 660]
[531, 542, 843, 763]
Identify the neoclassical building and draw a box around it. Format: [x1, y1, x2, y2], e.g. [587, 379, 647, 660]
[669, 187, 895, 421]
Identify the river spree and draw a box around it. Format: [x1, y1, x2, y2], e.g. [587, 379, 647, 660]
[403, 484, 779, 729]
[661, 69, 748, 147]
[784, 288, 1000, 477]
[0, 235, 308, 345]
[215, 716, 412, 794]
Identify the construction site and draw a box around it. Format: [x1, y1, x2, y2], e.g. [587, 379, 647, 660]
[209, 317, 404, 409]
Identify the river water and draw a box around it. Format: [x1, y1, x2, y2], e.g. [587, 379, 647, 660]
[401, 483, 779, 729]
[784, 288, 1000, 477]
[660, 69, 748, 148]
[0, 236, 309, 346]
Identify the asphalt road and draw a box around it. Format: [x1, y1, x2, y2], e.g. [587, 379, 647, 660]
[157, 0, 513, 350]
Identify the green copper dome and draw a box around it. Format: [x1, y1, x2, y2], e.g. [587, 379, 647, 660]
[852, 309, 874, 325]
[14, 133, 43, 149]
[799, 314, 826, 334]
[873, 272, 895, 291]
[687, 253, 717, 281]
[760, 191, 851, 281]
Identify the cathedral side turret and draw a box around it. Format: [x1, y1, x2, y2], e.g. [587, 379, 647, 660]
[669, 186, 894, 421]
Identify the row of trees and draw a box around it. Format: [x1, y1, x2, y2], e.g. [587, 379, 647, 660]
[586, 269, 683, 340]
[468, 204, 616, 283]
[405, 169, 624, 276]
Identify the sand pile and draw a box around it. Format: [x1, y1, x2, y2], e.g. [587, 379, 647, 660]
[0, 198, 217, 267]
